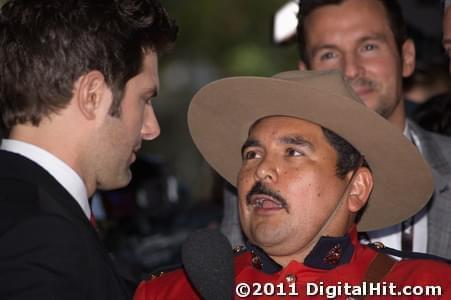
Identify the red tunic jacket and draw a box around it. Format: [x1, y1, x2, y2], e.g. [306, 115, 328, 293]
[135, 229, 450, 299]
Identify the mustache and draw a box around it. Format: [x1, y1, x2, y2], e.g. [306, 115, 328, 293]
[246, 182, 288, 210]
[348, 77, 377, 90]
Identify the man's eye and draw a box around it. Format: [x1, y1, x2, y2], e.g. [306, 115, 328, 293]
[286, 148, 303, 157]
[144, 98, 153, 105]
[243, 151, 260, 160]
[320, 52, 336, 61]
[362, 44, 377, 51]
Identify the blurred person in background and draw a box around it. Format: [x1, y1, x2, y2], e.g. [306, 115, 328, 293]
[0, 0, 177, 299]
[420, 0, 451, 136]
[403, 63, 450, 117]
[411, 94, 451, 136]
[443, 0, 451, 72]
[294, 0, 451, 259]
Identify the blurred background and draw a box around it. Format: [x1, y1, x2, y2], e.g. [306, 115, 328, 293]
[1, 0, 449, 280]
[147, 0, 298, 204]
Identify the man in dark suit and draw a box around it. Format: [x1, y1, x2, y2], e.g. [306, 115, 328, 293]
[0, 0, 177, 299]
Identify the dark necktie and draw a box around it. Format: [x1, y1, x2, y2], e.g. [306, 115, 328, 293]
[89, 207, 98, 231]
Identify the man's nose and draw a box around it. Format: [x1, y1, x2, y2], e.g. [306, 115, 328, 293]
[141, 105, 160, 141]
[254, 156, 278, 182]
[343, 54, 363, 81]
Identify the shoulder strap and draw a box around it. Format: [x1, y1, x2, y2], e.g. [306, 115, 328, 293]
[359, 253, 396, 299]
[365, 252, 396, 283]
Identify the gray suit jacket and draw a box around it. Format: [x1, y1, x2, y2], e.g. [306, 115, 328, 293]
[409, 121, 451, 258]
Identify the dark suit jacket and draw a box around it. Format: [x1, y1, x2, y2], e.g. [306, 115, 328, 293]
[0, 150, 131, 299]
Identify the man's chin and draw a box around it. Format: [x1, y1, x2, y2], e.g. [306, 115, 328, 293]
[98, 172, 132, 191]
[358, 95, 375, 108]
[250, 225, 286, 246]
[360, 98, 387, 116]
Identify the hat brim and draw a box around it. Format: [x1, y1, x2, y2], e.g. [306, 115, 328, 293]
[188, 71, 433, 231]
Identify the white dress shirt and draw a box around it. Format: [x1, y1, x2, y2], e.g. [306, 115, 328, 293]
[366, 121, 428, 254]
[0, 139, 90, 219]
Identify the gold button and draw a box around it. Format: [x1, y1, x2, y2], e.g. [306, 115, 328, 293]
[285, 274, 296, 283]
[233, 245, 245, 253]
[372, 241, 385, 249]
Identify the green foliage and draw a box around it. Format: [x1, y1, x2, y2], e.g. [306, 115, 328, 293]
[151, 1, 300, 199]
[163, 0, 298, 76]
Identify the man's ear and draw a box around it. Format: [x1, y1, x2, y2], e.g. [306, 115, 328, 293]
[347, 167, 373, 213]
[75, 70, 108, 120]
[298, 60, 307, 70]
[401, 39, 416, 78]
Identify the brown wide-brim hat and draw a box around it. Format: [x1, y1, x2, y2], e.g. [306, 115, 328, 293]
[188, 70, 433, 232]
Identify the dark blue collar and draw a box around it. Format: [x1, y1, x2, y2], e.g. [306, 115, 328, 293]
[245, 233, 355, 274]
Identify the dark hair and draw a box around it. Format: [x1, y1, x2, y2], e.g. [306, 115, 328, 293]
[296, 0, 407, 64]
[249, 117, 368, 178]
[0, 0, 178, 132]
[322, 127, 370, 223]
[321, 127, 368, 178]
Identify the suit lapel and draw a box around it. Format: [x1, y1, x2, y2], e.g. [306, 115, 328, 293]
[408, 121, 450, 196]
[407, 121, 451, 257]
[408, 120, 451, 176]
[0, 150, 131, 297]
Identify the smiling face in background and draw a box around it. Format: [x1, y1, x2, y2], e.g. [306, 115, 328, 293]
[93, 51, 161, 190]
[300, 0, 415, 130]
[238, 116, 357, 265]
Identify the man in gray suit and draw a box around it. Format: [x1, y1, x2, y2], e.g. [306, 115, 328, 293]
[296, 0, 451, 258]
[221, 0, 451, 258]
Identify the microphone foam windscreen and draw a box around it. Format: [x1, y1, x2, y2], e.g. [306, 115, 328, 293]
[182, 229, 234, 300]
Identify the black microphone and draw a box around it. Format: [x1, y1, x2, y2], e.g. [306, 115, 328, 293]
[182, 229, 235, 300]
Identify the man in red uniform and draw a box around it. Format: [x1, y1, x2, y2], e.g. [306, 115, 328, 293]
[135, 70, 451, 299]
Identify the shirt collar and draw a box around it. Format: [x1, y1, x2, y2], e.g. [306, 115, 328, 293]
[403, 120, 422, 153]
[0, 139, 90, 218]
[245, 227, 357, 273]
[403, 120, 412, 141]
